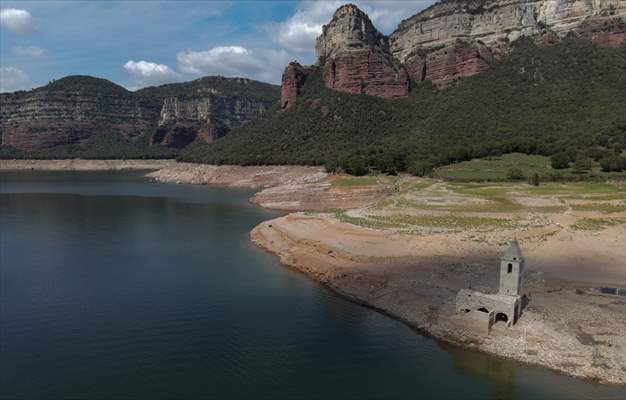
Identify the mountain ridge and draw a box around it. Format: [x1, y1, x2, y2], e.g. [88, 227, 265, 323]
[282, 0, 625, 108]
[0, 75, 279, 151]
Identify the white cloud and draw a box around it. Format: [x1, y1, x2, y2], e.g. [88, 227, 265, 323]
[0, 8, 33, 34]
[123, 60, 180, 87]
[0, 67, 30, 92]
[267, 1, 342, 53]
[12, 46, 47, 58]
[269, 1, 436, 53]
[363, 1, 437, 32]
[177, 46, 292, 84]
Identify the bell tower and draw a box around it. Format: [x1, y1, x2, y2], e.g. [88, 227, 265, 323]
[499, 240, 524, 296]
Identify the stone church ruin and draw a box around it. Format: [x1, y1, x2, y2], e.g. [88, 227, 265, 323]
[455, 240, 525, 335]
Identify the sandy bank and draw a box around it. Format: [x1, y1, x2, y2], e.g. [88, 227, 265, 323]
[251, 213, 626, 384]
[148, 163, 395, 211]
[147, 163, 327, 189]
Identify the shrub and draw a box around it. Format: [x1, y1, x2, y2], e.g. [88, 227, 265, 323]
[507, 168, 525, 180]
[599, 155, 624, 172]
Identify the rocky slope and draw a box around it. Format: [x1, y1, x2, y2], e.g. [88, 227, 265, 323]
[280, 0, 626, 106]
[0, 75, 279, 151]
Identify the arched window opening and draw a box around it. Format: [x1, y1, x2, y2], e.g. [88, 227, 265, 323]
[507, 263, 513, 273]
[495, 313, 508, 323]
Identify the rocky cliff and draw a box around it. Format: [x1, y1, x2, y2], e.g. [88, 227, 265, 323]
[280, 0, 626, 106]
[0, 75, 279, 150]
[138, 76, 278, 148]
[0, 77, 158, 150]
[315, 4, 409, 98]
[390, 0, 626, 85]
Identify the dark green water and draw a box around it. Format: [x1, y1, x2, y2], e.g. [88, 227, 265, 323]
[0, 171, 622, 400]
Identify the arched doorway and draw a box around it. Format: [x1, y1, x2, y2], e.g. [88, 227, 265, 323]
[495, 312, 508, 323]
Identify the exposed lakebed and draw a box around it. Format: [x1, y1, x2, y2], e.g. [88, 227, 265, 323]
[0, 171, 622, 399]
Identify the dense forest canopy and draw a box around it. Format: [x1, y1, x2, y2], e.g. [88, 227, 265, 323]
[179, 38, 626, 174]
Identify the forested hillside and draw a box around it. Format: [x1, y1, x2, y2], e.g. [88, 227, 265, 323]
[180, 38, 626, 174]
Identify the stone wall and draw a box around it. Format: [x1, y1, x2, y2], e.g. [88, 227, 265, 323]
[456, 289, 520, 327]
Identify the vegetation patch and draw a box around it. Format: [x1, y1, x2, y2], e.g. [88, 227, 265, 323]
[520, 182, 625, 197]
[571, 218, 623, 231]
[570, 203, 625, 214]
[369, 214, 516, 231]
[331, 176, 379, 187]
[435, 154, 552, 181]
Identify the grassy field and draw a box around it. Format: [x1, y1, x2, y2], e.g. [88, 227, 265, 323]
[324, 173, 624, 239]
[434, 153, 624, 182]
[331, 176, 380, 187]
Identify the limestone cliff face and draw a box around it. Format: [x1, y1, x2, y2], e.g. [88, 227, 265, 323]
[152, 94, 269, 147]
[0, 77, 157, 150]
[0, 76, 279, 150]
[390, 0, 626, 85]
[315, 4, 409, 98]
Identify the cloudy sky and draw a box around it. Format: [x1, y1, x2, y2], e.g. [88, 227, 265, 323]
[0, 0, 436, 92]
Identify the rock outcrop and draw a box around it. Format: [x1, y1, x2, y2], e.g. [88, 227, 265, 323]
[389, 0, 626, 85]
[151, 94, 268, 147]
[280, 62, 311, 109]
[315, 4, 409, 98]
[1, 75, 279, 150]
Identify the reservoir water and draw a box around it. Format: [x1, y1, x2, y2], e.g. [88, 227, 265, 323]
[0, 171, 622, 399]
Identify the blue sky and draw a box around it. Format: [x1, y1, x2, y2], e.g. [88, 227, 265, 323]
[0, 0, 435, 91]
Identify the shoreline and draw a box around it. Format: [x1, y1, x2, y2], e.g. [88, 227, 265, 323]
[250, 214, 626, 385]
[3, 160, 625, 385]
[0, 159, 176, 171]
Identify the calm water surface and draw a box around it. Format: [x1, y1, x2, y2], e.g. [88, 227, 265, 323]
[0, 171, 622, 400]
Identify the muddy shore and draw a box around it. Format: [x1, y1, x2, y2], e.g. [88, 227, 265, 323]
[3, 160, 624, 384]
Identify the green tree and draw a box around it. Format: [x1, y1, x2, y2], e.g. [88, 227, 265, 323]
[529, 173, 540, 186]
[573, 156, 592, 173]
[550, 153, 570, 169]
[408, 160, 434, 177]
[340, 154, 368, 176]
